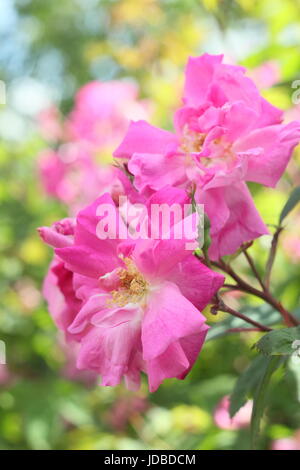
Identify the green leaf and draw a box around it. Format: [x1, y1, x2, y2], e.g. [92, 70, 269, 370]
[254, 326, 300, 356]
[287, 357, 300, 402]
[279, 186, 300, 224]
[251, 356, 281, 450]
[230, 355, 269, 418]
[207, 304, 281, 341]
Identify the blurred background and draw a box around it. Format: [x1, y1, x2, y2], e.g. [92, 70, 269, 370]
[1, 0, 300, 450]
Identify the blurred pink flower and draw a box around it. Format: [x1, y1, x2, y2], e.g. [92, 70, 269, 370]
[114, 54, 300, 259]
[67, 81, 150, 151]
[39, 190, 224, 391]
[281, 213, 300, 262]
[282, 235, 300, 262]
[38, 106, 63, 142]
[214, 395, 253, 430]
[38, 145, 126, 213]
[272, 431, 300, 450]
[58, 336, 98, 386]
[248, 61, 281, 89]
[107, 395, 149, 432]
[0, 365, 13, 387]
[38, 80, 151, 213]
[284, 104, 300, 124]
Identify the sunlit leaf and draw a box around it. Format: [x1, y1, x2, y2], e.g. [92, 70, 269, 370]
[251, 356, 281, 450]
[279, 186, 300, 224]
[254, 326, 300, 356]
[230, 355, 268, 418]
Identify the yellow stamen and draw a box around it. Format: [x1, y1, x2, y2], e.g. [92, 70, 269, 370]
[108, 258, 148, 307]
[180, 125, 205, 154]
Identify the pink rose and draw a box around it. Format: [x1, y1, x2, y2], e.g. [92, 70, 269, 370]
[114, 54, 300, 259]
[39, 190, 224, 391]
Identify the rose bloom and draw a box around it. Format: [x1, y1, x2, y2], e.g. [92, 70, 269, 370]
[114, 54, 300, 259]
[214, 395, 253, 431]
[39, 189, 224, 391]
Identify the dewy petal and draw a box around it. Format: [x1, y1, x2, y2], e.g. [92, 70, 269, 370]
[142, 281, 207, 361]
[236, 121, 300, 187]
[113, 120, 178, 159]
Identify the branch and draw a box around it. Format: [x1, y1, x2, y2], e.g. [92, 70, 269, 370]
[212, 297, 272, 332]
[212, 259, 299, 327]
[225, 327, 265, 334]
[242, 247, 266, 292]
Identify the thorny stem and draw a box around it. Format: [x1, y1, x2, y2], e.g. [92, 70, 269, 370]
[242, 247, 266, 292]
[212, 297, 272, 332]
[211, 259, 299, 327]
[225, 327, 265, 334]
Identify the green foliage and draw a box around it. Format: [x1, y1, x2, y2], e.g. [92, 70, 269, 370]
[279, 186, 300, 224]
[251, 356, 282, 450]
[230, 356, 269, 418]
[254, 327, 300, 356]
[207, 304, 281, 341]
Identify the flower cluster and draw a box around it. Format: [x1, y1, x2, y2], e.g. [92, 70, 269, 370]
[39, 54, 300, 391]
[114, 54, 300, 259]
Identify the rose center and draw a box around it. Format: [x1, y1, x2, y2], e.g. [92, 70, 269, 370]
[180, 125, 205, 154]
[110, 258, 148, 307]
